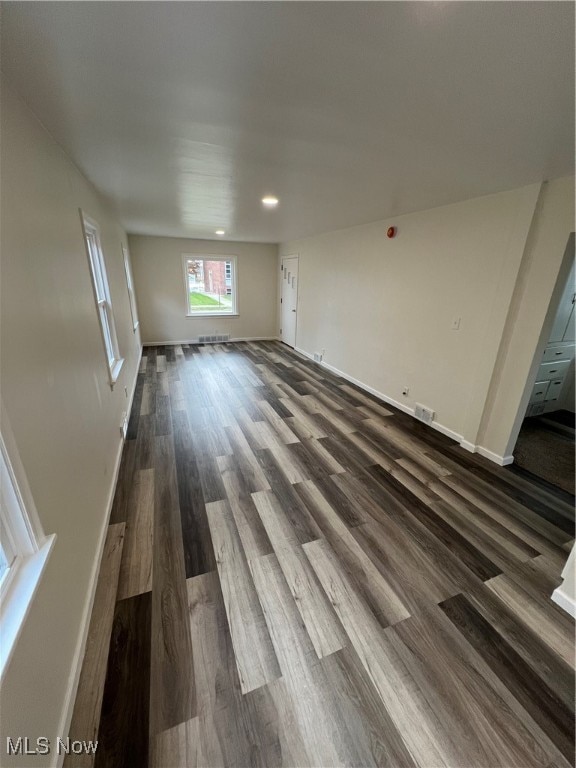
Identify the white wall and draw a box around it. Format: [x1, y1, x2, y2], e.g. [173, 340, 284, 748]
[280, 184, 544, 451]
[478, 178, 575, 457]
[552, 542, 576, 618]
[129, 235, 278, 344]
[0, 81, 141, 766]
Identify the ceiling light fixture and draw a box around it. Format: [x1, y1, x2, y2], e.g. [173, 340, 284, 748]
[262, 196, 279, 208]
[215, 229, 225, 236]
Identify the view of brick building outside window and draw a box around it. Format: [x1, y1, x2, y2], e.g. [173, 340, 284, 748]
[186, 257, 234, 313]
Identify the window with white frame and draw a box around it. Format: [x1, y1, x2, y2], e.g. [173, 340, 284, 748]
[183, 255, 237, 316]
[0, 426, 55, 678]
[122, 243, 139, 332]
[81, 211, 124, 385]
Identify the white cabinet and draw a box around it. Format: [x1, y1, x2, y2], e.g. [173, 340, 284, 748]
[549, 259, 575, 343]
[527, 342, 574, 417]
[545, 379, 564, 402]
[530, 381, 549, 403]
[526, 260, 574, 418]
[538, 359, 571, 381]
[542, 346, 573, 363]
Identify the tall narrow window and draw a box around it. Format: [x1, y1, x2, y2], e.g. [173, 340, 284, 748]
[122, 243, 139, 332]
[0, 423, 55, 677]
[183, 255, 237, 316]
[81, 212, 124, 385]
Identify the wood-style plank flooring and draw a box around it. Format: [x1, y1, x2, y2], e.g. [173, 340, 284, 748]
[67, 341, 575, 768]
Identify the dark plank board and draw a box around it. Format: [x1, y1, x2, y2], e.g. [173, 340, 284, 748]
[441, 592, 575, 763]
[172, 409, 216, 578]
[95, 592, 151, 768]
[150, 435, 196, 733]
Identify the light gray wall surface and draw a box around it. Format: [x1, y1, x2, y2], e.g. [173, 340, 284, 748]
[129, 236, 278, 343]
[1, 81, 142, 766]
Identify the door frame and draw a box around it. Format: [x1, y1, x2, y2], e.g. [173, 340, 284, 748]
[506, 232, 575, 459]
[280, 254, 299, 349]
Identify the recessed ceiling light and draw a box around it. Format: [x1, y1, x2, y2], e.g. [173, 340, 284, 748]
[262, 196, 279, 208]
[215, 229, 225, 236]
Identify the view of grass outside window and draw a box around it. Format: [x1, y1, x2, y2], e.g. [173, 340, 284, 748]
[184, 256, 236, 315]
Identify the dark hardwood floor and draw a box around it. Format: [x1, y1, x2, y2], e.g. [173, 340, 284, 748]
[512, 412, 576, 497]
[67, 341, 575, 768]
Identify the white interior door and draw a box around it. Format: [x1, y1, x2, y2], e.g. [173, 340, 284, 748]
[281, 256, 299, 348]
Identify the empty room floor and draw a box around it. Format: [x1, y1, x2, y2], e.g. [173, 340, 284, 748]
[512, 411, 576, 496]
[67, 342, 575, 768]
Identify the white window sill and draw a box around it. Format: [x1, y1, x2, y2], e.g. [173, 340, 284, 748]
[109, 357, 125, 387]
[185, 312, 239, 318]
[0, 534, 56, 680]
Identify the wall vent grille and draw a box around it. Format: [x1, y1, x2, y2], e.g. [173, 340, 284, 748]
[198, 334, 230, 343]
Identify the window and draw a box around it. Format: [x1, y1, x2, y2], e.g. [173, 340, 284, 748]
[80, 212, 124, 385]
[122, 243, 139, 332]
[0, 422, 55, 678]
[183, 255, 237, 316]
[225, 262, 232, 295]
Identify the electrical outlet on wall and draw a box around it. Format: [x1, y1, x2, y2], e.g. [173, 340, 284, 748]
[313, 352, 323, 362]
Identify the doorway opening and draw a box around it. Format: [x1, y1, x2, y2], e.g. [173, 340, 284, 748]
[510, 236, 575, 500]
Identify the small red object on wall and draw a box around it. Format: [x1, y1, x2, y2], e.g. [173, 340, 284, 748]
[387, 226, 396, 238]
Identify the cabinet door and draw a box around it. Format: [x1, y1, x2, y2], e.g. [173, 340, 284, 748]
[537, 360, 571, 381]
[545, 379, 564, 402]
[542, 344, 574, 362]
[530, 380, 549, 403]
[549, 260, 575, 342]
[562, 302, 575, 342]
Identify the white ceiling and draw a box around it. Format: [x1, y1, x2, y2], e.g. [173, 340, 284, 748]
[1, 2, 574, 243]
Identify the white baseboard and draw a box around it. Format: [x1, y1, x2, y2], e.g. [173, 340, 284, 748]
[142, 336, 277, 346]
[295, 348, 464, 444]
[551, 585, 576, 618]
[294, 347, 518, 467]
[128, 347, 144, 416]
[450, 440, 514, 466]
[552, 545, 576, 618]
[292, 346, 316, 362]
[430, 421, 465, 444]
[54, 345, 142, 768]
[476, 447, 515, 466]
